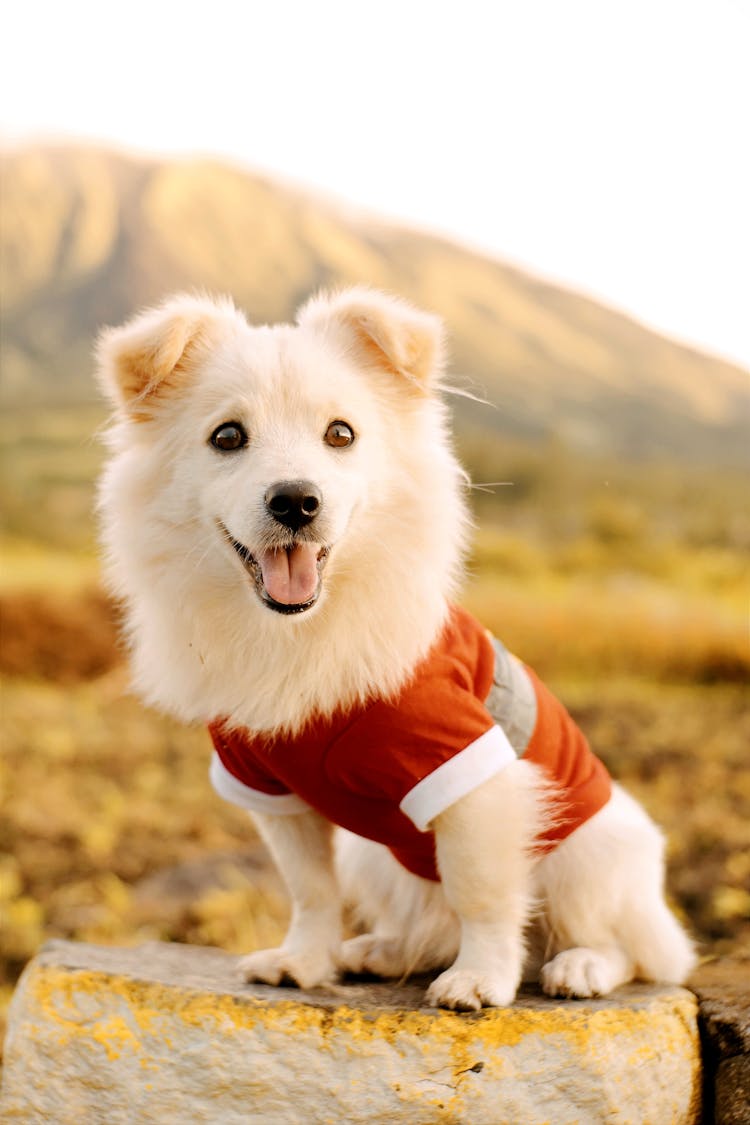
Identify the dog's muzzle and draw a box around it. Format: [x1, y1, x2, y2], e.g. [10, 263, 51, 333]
[219, 507, 330, 616]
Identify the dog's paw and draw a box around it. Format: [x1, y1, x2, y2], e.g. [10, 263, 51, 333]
[426, 968, 518, 1011]
[540, 948, 627, 998]
[238, 946, 337, 990]
[340, 935, 406, 978]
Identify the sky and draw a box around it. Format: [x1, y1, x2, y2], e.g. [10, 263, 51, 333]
[2, 0, 749, 367]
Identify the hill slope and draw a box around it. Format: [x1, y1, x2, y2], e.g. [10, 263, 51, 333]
[2, 144, 748, 464]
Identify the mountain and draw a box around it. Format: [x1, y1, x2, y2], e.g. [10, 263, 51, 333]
[1, 144, 748, 465]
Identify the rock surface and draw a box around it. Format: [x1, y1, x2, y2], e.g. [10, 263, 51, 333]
[690, 956, 750, 1125]
[2, 939, 703, 1125]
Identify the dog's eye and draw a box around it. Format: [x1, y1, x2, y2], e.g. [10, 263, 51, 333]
[210, 422, 247, 452]
[324, 421, 355, 448]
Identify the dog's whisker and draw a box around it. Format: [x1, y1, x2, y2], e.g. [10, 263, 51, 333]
[469, 481, 515, 493]
[442, 382, 494, 408]
[182, 538, 215, 582]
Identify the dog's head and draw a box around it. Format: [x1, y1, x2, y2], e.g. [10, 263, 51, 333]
[97, 288, 454, 620]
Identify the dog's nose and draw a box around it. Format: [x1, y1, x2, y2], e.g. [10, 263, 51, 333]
[264, 480, 322, 531]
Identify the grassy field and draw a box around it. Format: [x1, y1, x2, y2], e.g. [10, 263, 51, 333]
[1, 413, 749, 1049]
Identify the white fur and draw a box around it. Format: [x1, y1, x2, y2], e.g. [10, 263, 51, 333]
[97, 288, 695, 1009]
[336, 780, 695, 1009]
[97, 290, 467, 735]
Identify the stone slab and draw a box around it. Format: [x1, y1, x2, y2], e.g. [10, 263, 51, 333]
[1, 939, 702, 1124]
[690, 957, 750, 1125]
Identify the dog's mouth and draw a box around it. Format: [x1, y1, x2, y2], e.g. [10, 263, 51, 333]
[219, 523, 329, 615]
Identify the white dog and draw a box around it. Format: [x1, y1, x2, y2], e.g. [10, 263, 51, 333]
[97, 288, 695, 1010]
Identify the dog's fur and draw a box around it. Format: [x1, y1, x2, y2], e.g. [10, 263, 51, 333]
[97, 288, 695, 1009]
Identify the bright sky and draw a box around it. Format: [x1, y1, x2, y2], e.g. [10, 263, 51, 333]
[3, 0, 749, 367]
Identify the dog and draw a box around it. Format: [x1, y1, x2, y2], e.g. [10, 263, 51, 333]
[96, 287, 695, 1010]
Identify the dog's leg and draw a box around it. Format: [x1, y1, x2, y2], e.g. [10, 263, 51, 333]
[425, 759, 541, 1010]
[239, 808, 342, 989]
[537, 784, 695, 998]
[336, 832, 459, 978]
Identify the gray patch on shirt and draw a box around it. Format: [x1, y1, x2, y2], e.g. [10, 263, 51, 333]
[485, 636, 538, 755]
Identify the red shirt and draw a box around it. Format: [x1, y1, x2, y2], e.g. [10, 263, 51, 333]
[209, 604, 611, 881]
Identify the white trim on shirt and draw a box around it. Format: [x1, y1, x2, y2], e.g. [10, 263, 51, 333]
[209, 752, 311, 815]
[399, 724, 517, 831]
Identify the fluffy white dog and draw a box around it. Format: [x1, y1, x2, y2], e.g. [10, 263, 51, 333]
[97, 288, 695, 1010]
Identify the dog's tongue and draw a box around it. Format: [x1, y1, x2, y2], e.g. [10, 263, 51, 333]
[259, 545, 319, 605]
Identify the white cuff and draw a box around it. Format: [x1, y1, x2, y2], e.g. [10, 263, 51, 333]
[399, 725, 517, 831]
[209, 752, 310, 815]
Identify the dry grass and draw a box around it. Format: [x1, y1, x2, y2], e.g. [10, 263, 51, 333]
[463, 575, 748, 684]
[0, 587, 120, 681]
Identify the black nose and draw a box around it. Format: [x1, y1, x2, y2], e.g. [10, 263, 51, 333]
[264, 480, 323, 531]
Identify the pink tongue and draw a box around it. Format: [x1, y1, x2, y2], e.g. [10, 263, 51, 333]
[258, 545, 319, 605]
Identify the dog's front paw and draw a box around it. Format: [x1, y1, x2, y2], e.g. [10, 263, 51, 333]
[238, 946, 337, 990]
[426, 968, 518, 1011]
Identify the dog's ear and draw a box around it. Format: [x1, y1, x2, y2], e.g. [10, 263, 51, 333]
[297, 288, 445, 390]
[96, 295, 229, 420]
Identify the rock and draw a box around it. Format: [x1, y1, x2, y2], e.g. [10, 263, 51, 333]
[690, 956, 750, 1125]
[1, 939, 702, 1125]
[715, 1057, 750, 1125]
[132, 846, 284, 916]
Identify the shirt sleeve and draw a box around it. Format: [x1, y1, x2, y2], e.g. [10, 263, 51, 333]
[326, 665, 517, 832]
[208, 722, 310, 816]
[399, 724, 517, 830]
